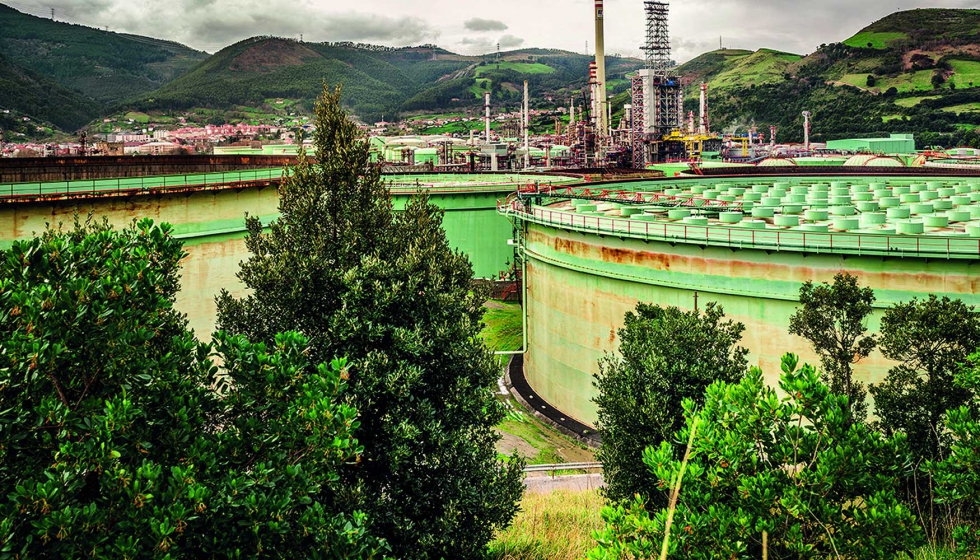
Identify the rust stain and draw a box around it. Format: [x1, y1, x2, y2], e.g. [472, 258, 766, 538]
[535, 229, 980, 299]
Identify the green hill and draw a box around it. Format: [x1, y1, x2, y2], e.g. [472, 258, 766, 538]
[844, 9, 980, 50]
[676, 48, 801, 96]
[0, 52, 102, 133]
[0, 3, 207, 103]
[133, 38, 642, 122]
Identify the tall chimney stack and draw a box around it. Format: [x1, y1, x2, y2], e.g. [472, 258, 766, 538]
[484, 91, 491, 144]
[594, 0, 607, 138]
[699, 83, 708, 135]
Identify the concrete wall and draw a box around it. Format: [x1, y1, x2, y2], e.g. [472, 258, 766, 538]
[522, 223, 980, 426]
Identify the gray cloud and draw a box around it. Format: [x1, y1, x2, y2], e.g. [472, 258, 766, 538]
[464, 17, 508, 32]
[14, 0, 980, 61]
[30, 0, 439, 52]
[499, 34, 524, 49]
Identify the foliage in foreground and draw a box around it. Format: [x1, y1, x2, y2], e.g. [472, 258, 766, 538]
[874, 295, 980, 464]
[789, 272, 877, 421]
[589, 354, 921, 560]
[0, 220, 385, 558]
[594, 303, 748, 505]
[216, 84, 524, 559]
[930, 355, 980, 554]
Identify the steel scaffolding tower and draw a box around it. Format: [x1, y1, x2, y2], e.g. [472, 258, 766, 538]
[643, 1, 671, 74]
[630, 0, 683, 165]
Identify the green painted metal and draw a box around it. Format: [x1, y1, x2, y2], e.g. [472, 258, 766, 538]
[506, 173, 980, 427]
[0, 172, 575, 341]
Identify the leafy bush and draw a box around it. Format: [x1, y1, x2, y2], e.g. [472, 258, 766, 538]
[929, 355, 980, 554]
[594, 303, 748, 505]
[589, 354, 922, 560]
[0, 219, 385, 558]
[789, 273, 877, 421]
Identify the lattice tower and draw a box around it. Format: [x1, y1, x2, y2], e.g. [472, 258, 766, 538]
[643, 1, 671, 74]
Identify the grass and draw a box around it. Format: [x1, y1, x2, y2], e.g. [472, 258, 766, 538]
[480, 301, 597, 466]
[469, 78, 492, 98]
[948, 59, 980, 88]
[883, 114, 906, 122]
[488, 489, 604, 560]
[844, 31, 907, 50]
[854, 70, 937, 93]
[894, 95, 941, 107]
[495, 394, 595, 465]
[124, 111, 151, 123]
[942, 102, 980, 113]
[481, 302, 523, 354]
[475, 62, 555, 77]
[708, 49, 801, 90]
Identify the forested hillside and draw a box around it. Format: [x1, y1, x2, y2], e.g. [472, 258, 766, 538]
[642, 9, 980, 148]
[0, 3, 207, 103]
[0, 53, 102, 133]
[133, 38, 643, 123]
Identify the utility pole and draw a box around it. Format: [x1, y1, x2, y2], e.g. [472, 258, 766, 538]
[50, 8, 55, 20]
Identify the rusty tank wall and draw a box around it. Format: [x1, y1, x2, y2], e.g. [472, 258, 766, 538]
[521, 222, 980, 427]
[0, 183, 518, 339]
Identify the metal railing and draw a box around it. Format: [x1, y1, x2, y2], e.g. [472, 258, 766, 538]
[0, 169, 286, 199]
[499, 197, 980, 259]
[523, 462, 603, 475]
[0, 172, 581, 200]
[384, 178, 576, 195]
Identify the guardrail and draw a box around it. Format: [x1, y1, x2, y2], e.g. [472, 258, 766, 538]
[0, 169, 286, 199]
[523, 462, 603, 475]
[499, 197, 980, 259]
[0, 173, 580, 200]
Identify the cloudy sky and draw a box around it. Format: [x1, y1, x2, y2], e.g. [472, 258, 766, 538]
[7, 0, 980, 61]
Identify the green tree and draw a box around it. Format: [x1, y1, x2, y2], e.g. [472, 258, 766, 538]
[932, 73, 947, 89]
[216, 84, 524, 559]
[589, 354, 922, 560]
[871, 296, 980, 543]
[0, 220, 384, 558]
[867, 75, 877, 87]
[929, 354, 980, 554]
[788, 273, 877, 421]
[873, 295, 980, 463]
[594, 303, 748, 504]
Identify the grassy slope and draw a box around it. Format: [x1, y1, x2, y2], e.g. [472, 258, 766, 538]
[480, 302, 596, 466]
[709, 49, 802, 90]
[0, 3, 206, 103]
[475, 62, 555, 77]
[675, 48, 799, 97]
[844, 31, 907, 50]
[488, 489, 604, 560]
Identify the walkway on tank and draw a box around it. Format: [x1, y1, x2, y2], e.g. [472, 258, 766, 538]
[0, 170, 579, 201]
[501, 176, 980, 259]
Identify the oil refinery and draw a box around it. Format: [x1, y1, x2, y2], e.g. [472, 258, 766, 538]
[4, 1, 980, 437]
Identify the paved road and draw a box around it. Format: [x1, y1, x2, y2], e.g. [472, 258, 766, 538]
[524, 474, 605, 494]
